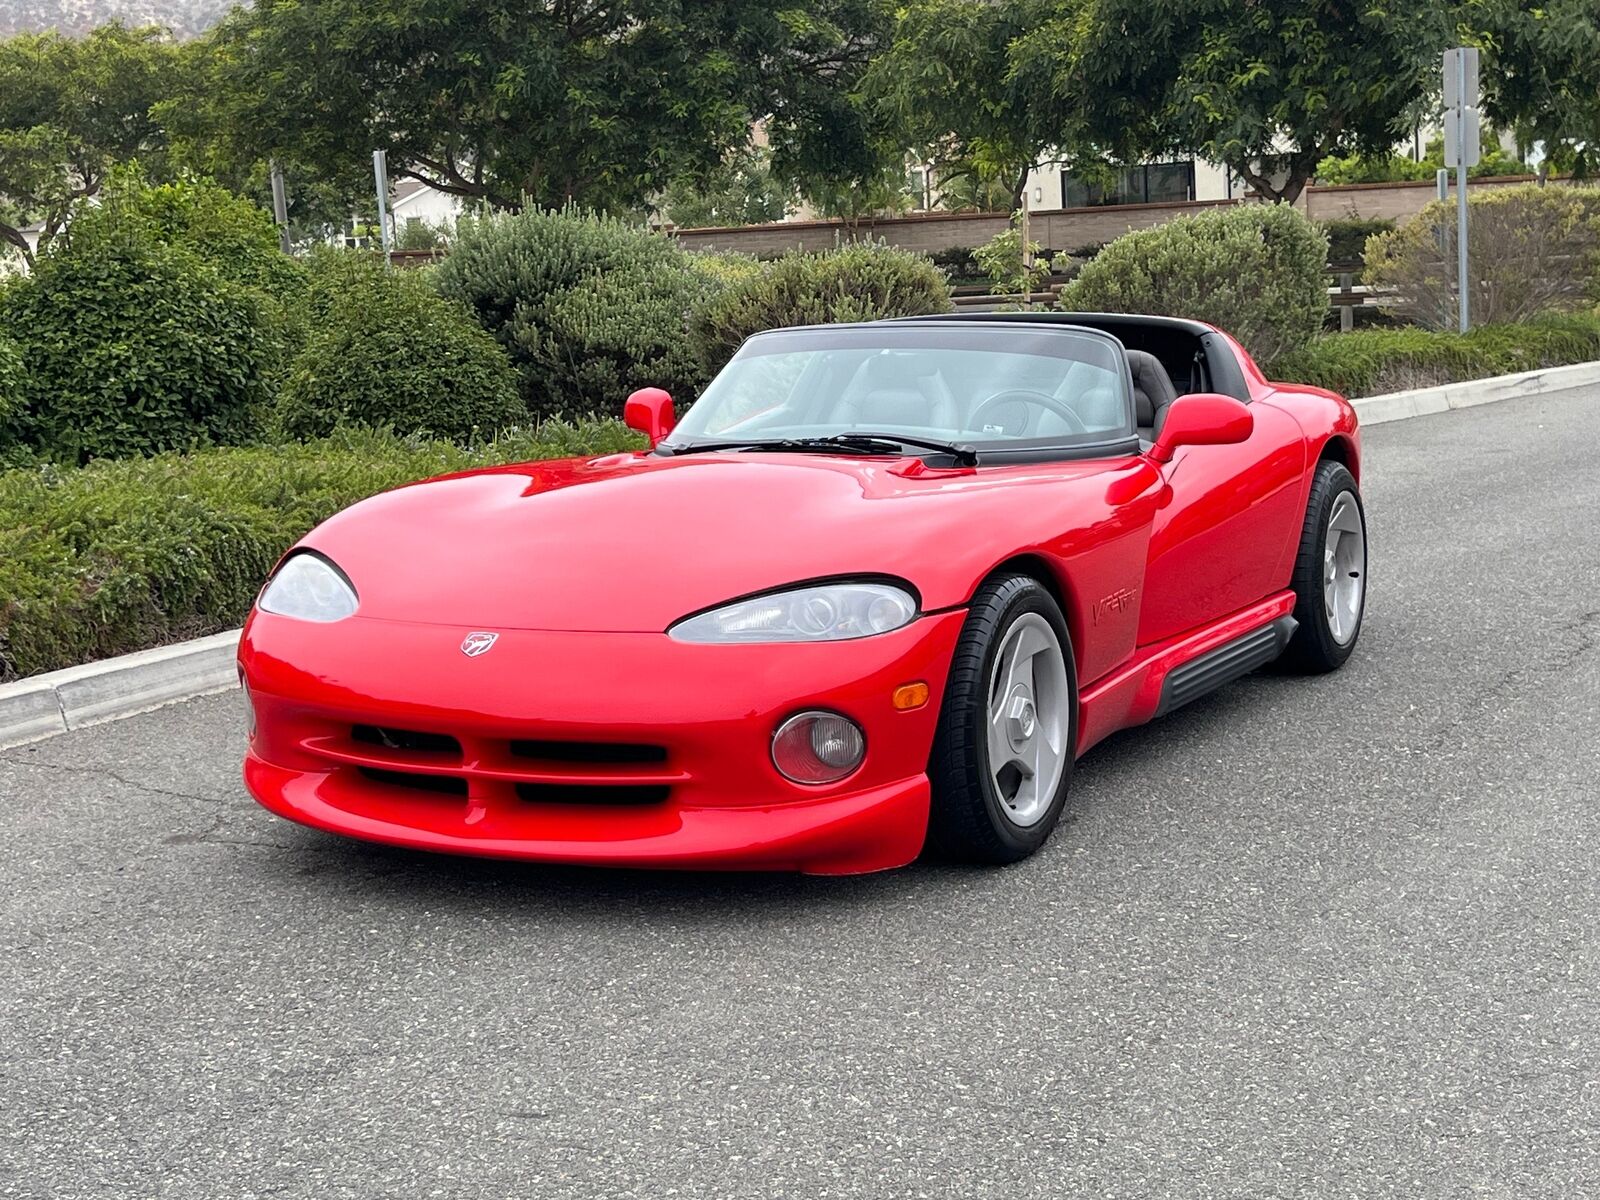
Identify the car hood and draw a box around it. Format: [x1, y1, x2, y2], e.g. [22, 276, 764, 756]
[299, 450, 1138, 632]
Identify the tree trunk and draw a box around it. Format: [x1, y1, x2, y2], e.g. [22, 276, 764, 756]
[1233, 157, 1312, 206]
[1010, 162, 1032, 213]
[0, 223, 34, 269]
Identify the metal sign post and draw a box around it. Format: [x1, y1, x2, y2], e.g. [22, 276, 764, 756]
[372, 149, 394, 264]
[269, 160, 292, 255]
[1443, 48, 1481, 333]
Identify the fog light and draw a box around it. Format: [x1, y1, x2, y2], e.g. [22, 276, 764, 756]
[772, 710, 865, 785]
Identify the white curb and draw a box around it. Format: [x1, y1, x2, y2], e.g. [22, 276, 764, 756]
[0, 631, 241, 751]
[1351, 359, 1600, 426]
[1, 358, 1597, 751]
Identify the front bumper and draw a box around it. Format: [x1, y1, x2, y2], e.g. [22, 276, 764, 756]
[239, 610, 964, 874]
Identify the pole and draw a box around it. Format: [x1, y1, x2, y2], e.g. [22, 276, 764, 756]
[372, 149, 393, 265]
[269, 160, 291, 255]
[1457, 161, 1469, 333]
[1019, 200, 1032, 305]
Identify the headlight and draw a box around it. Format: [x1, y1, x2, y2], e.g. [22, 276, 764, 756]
[257, 552, 358, 623]
[669, 581, 917, 644]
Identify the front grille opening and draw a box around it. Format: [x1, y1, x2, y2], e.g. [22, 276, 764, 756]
[516, 782, 671, 806]
[359, 767, 468, 797]
[352, 725, 462, 756]
[510, 739, 666, 765]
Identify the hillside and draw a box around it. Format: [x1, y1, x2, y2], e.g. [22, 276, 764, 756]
[0, 0, 235, 38]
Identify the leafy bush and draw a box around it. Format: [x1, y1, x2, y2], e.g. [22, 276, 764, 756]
[1059, 203, 1329, 365]
[1316, 131, 1533, 186]
[0, 420, 641, 681]
[1322, 217, 1395, 267]
[2, 236, 274, 464]
[1365, 184, 1600, 330]
[973, 213, 1049, 297]
[68, 172, 307, 302]
[1267, 311, 1600, 395]
[689, 242, 955, 375]
[435, 207, 709, 419]
[0, 332, 21, 443]
[275, 254, 524, 442]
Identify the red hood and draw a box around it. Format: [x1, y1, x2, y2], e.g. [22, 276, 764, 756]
[299, 450, 1140, 632]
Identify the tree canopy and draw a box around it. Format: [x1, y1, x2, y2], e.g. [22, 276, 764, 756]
[864, 0, 1064, 208]
[0, 23, 183, 263]
[1474, 0, 1600, 176]
[1014, 0, 1454, 204]
[193, 0, 894, 216]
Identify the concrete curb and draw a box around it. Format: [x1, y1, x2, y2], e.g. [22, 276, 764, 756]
[2, 359, 1597, 751]
[0, 631, 241, 750]
[1350, 360, 1600, 426]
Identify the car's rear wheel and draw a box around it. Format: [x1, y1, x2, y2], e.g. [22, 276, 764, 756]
[927, 575, 1077, 864]
[1283, 460, 1367, 673]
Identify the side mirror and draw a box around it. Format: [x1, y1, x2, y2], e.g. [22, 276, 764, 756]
[624, 388, 677, 448]
[1148, 392, 1253, 464]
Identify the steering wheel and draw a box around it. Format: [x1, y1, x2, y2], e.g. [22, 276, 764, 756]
[966, 389, 1089, 438]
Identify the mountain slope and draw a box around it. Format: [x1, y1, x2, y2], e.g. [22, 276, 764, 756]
[0, 1, 236, 38]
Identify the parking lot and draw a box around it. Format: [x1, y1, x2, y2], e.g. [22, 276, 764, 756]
[3, 388, 1599, 1198]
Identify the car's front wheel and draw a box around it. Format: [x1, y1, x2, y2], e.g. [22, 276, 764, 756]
[927, 575, 1077, 864]
[1283, 460, 1367, 672]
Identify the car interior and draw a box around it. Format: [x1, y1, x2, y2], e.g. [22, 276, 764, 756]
[684, 314, 1251, 454]
[910, 312, 1254, 445]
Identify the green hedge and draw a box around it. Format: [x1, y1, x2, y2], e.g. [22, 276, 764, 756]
[276, 255, 525, 442]
[0, 420, 639, 681]
[1061, 203, 1329, 365]
[2, 237, 275, 464]
[689, 243, 954, 376]
[435, 208, 710, 420]
[1268, 312, 1600, 396]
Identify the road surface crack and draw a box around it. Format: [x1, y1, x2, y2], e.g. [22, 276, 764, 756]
[0, 752, 232, 808]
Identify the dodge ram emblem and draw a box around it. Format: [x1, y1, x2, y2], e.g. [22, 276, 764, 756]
[460, 631, 499, 658]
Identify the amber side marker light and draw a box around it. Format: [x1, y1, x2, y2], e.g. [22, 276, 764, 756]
[893, 682, 930, 711]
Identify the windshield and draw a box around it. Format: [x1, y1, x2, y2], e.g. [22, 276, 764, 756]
[664, 323, 1135, 455]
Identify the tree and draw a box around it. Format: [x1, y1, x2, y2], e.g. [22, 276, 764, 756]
[196, 0, 892, 216]
[864, 0, 1066, 210]
[660, 143, 792, 229]
[1015, 0, 1453, 205]
[1473, 0, 1600, 177]
[0, 24, 183, 265]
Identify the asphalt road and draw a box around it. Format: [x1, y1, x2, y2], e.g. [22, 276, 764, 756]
[4, 389, 1600, 1199]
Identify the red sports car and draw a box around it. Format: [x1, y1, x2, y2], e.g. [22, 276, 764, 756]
[240, 313, 1365, 874]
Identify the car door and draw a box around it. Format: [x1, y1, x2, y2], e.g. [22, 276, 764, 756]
[1136, 398, 1306, 646]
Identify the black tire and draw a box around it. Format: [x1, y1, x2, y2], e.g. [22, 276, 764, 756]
[1282, 460, 1367, 673]
[927, 575, 1077, 865]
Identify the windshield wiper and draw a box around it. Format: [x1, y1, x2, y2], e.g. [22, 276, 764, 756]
[664, 433, 978, 467]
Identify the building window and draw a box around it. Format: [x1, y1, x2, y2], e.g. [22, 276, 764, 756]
[1060, 161, 1197, 207]
[906, 167, 932, 211]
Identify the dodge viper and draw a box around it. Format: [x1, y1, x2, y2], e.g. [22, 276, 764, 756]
[240, 312, 1366, 874]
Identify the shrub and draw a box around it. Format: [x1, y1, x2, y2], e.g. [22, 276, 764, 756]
[0, 332, 21, 443]
[973, 213, 1049, 297]
[1267, 311, 1600, 396]
[689, 242, 955, 375]
[2, 236, 274, 464]
[67, 172, 307, 302]
[1322, 217, 1396, 267]
[0, 420, 641, 681]
[435, 208, 709, 419]
[275, 255, 524, 442]
[1365, 184, 1600, 330]
[1059, 203, 1330, 365]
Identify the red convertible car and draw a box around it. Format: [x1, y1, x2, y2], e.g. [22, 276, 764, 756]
[240, 313, 1365, 874]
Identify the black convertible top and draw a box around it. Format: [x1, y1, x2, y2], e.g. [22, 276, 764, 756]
[893, 311, 1252, 404]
